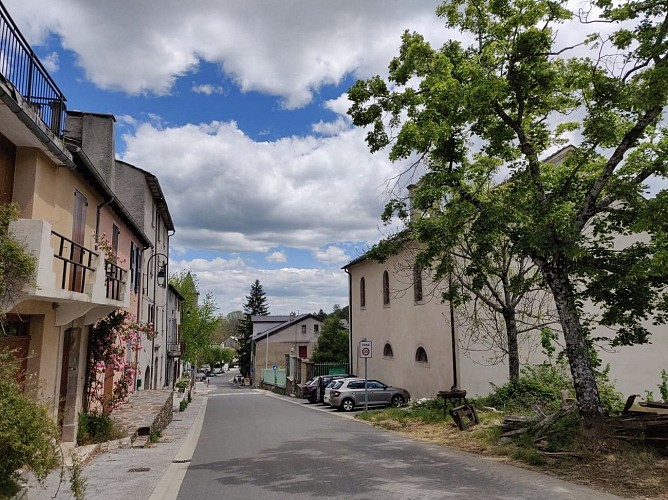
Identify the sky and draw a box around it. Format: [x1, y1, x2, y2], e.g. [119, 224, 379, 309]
[5, 0, 453, 316]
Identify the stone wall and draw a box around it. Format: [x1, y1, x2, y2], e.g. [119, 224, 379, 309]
[151, 391, 173, 432]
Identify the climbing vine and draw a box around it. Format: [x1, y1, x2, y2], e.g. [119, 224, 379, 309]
[0, 202, 36, 321]
[85, 310, 154, 411]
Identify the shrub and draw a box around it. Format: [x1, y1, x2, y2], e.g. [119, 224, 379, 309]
[77, 411, 125, 445]
[175, 379, 189, 390]
[179, 399, 189, 412]
[475, 363, 569, 413]
[0, 350, 60, 496]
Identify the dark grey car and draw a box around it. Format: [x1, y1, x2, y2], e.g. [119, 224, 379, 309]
[327, 378, 410, 411]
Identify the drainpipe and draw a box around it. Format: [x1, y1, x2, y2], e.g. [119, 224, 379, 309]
[344, 268, 353, 375]
[449, 273, 459, 389]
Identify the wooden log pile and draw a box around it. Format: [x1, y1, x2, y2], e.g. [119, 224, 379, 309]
[612, 396, 668, 449]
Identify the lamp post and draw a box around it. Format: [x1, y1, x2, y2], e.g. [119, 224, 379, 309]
[145, 251, 167, 390]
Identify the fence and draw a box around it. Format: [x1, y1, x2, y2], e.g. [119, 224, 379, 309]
[0, 1, 67, 136]
[261, 368, 286, 388]
[308, 362, 351, 378]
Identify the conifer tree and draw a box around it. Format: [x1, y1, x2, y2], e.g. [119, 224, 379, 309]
[238, 280, 269, 377]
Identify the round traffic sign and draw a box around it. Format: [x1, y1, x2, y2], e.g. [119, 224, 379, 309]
[361, 347, 370, 356]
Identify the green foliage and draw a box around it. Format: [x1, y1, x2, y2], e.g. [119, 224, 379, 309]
[170, 272, 221, 365]
[348, 0, 668, 418]
[149, 429, 161, 443]
[0, 350, 59, 495]
[238, 280, 269, 377]
[68, 453, 86, 500]
[475, 363, 624, 415]
[311, 315, 349, 364]
[175, 379, 189, 390]
[659, 369, 668, 401]
[179, 399, 188, 412]
[76, 412, 124, 445]
[475, 364, 570, 413]
[0, 202, 36, 318]
[205, 346, 235, 368]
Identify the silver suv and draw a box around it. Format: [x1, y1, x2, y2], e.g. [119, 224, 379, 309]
[326, 378, 410, 412]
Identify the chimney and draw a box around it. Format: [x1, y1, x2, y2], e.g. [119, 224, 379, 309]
[65, 112, 117, 190]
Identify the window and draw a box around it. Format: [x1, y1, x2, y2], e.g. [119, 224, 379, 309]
[383, 343, 394, 358]
[314, 324, 319, 333]
[383, 271, 390, 305]
[415, 346, 428, 363]
[298, 345, 307, 358]
[360, 277, 366, 308]
[301, 324, 307, 334]
[413, 265, 423, 303]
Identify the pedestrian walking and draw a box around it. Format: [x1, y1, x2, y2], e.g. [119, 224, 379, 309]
[206, 376, 210, 387]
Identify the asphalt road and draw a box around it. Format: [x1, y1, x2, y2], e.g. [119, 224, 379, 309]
[176, 374, 618, 500]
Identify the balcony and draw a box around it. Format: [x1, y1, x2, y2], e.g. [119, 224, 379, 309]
[8, 219, 129, 325]
[167, 341, 183, 357]
[0, 2, 66, 137]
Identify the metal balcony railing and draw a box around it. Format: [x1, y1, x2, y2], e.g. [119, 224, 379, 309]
[167, 341, 183, 357]
[104, 260, 126, 301]
[0, 2, 67, 136]
[51, 230, 97, 293]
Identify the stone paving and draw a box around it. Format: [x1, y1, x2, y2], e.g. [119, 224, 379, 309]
[110, 389, 174, 439]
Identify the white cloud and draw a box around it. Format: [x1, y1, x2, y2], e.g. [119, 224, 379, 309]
[120, 119, 397, 253]
[311, 117, 349, 136]
[5, 0, 448, 106]
[313, 246, 349, 264]
[192, 83, 224, 95]
[41, 52, 59, 73]
[266, 251, 287, 263]
[171, 257, 348, 314]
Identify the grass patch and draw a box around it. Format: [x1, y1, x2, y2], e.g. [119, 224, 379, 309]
[77, 412, 125, 445]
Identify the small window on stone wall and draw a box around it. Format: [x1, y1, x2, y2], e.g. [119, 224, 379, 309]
[415, 346, 428, 364]
[383, 343, 394, 358]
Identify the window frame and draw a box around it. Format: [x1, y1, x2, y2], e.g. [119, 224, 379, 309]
[382, 270, 390, 306]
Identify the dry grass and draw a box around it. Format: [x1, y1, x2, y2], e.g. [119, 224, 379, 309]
[357, 409, 668, 499]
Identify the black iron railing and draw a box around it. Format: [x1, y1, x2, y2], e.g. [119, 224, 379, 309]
[0, 2, 66, 136]
[167, 342, 183, 357]
[51, 230, 97, 293]
[104, 260, 126, 301]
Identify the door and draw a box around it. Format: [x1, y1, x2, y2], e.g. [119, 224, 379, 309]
[58, 329, 72, 431]
[0, 133, 16, 204]
[70, 190, 87, 292]
[298, 345, 307, 359]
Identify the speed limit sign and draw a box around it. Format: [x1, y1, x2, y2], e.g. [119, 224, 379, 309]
[360, 340, 372, 358]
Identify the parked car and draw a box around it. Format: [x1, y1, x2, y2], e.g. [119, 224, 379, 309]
[313, 374, 354, 404]
[327, 378, 410, 412]
[300, 378, 318, 403]
[323, 379, 345, 406]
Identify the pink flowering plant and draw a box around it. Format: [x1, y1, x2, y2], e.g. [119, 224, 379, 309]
[95, 233, 127, 265]
[85, 310, 153, 411]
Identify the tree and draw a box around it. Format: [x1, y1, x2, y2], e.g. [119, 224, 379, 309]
[238, 280, 269, 377]
[170, 272, 221, 365]
[348, 0, 668, 420]
[216, 310, 244, 343]
[311, 315, 349, 364]
[205, 346, 235, 368]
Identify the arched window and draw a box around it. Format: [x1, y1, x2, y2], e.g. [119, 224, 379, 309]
[415, 346, 428, 363]
[360, 277, 366, 308]
[383, 271, 390, 305]
[383, 343, 394, 358]
[413, 265, 423, 303]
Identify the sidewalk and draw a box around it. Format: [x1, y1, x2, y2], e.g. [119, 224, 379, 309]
[25, 383, 210, 500]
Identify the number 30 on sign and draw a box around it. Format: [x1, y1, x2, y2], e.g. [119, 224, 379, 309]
[359, 341, 372, 358]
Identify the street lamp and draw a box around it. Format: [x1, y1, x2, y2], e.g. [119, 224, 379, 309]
[145, 251, 168, 390]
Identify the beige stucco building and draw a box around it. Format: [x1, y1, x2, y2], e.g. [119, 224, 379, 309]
[251, 314, 324, 379]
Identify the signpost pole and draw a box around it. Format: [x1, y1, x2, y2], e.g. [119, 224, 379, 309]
[359, 338, 372, 411]
[364, 356, 368, 411]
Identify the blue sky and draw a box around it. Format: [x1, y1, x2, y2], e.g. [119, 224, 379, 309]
[6, 0, 449, 315]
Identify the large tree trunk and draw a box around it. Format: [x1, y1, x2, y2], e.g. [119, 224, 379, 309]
[541, 258, 603, 419]
[502, 309, 520, 382]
